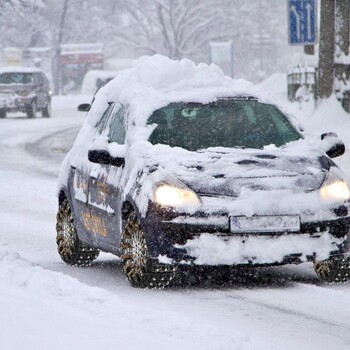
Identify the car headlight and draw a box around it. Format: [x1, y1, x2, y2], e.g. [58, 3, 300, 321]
[320, 167, 350, 202]
[154, 184, 200, 208]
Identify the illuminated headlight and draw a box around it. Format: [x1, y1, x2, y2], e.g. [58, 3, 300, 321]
[320, 168, 350, 202]
[320, 180, 350, 201]
[154, 184, 200, 208]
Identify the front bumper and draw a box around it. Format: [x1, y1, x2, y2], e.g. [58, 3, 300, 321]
[142, 203, 350, 266]
[0, 93, 32, 111]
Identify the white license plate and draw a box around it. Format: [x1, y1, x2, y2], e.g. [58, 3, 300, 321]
[230, 215, 300, 233]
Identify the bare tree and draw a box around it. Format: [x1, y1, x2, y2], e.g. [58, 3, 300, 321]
[114, 0, 228, 59]
[0, 0, 47, 48]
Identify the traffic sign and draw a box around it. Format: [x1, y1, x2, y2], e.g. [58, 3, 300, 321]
[288, 0, 317, 45]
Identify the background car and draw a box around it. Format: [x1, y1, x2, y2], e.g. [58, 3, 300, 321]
[81, 70, 119, 96]
[56, 55, 350, 289]
[0, 66, 51, 119]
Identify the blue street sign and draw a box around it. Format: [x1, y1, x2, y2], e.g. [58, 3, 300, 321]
[289, 0, 317, 45]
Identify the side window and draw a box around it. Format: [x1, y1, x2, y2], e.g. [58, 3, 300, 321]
[40, 73, 49, 86]
[95, 103, 114, 134]
[108, 105, 126, 144]
[34, 73, 41, 84]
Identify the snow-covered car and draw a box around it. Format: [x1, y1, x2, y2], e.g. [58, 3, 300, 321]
[56, 55, 350, 288]
[0, 67, 51, 119]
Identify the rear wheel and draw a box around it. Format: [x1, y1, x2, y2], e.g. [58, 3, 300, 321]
[56, 199, 99, 266]
[314, 257, 350, 283]
[26, 100, 37, 118]
[0, 109, 6, 119]
[120, 211, 176, 288]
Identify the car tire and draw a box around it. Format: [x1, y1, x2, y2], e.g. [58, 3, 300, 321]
[56, 199, 99, 266]
[42, 101, 51, 118]
[0, 109, 6, 119]
[121, 211, 177, 288]
[26, 100, 37, 119]
[314, 257, 350, 283]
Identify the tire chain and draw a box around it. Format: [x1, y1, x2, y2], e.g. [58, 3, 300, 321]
[314, 257, 350, 284]
[121, 212, 177, 289]
[56, 199, 99, 266]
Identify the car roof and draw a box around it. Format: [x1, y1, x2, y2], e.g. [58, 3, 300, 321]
[0, 66, 44, 74]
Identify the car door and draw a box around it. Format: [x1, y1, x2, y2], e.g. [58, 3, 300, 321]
[69, 102, 114, 247]
[87, 103, 127, 253]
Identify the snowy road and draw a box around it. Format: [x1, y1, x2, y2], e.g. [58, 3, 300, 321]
[1, 96, 350, 350]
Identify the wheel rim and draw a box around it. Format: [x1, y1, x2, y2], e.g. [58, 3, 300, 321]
[56, 200, 77, 260]
[121, 212, 149, 281]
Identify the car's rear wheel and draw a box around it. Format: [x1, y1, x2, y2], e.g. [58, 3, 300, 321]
[26, 100, 37, 118]
[56, 199, 99, 266]
[42, 101, 51, 118]
[121, 211, 177, 288]
[314, 257, 350, 283]
[0, 109, 6, 119]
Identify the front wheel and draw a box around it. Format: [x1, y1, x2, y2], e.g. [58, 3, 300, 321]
[0, 109, 6, 119]
[42, 101, 51, 118]
[314, 257, 350, 283]
[26, 100, 37, 118]
[56, 199, 99, 266]
[120, 211, 177, 288]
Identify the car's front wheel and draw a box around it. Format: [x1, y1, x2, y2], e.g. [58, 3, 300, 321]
[314, 257, 350, 283]
[26, 100, 37, 118]
[121, 211, 177, 288]
[56, 199, 99, 266]
[42, 101, 51, 118]
[0, 109, 6, 119]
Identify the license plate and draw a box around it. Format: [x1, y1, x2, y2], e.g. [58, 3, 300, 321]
[230, 215, 300, 233]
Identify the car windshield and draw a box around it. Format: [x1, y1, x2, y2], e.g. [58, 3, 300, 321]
[148, 99, 302, 150]
[0, 72, 34, 84]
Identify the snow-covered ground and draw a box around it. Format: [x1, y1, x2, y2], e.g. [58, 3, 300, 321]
[1, 81, 350, 349]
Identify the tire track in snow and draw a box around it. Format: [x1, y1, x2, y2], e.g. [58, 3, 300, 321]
[224, 288, 350, 332]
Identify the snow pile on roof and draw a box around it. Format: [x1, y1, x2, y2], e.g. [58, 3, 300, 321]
[87, 55, 258, 127]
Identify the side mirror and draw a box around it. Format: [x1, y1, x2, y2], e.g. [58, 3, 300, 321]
[88, 149, 124, 167]
[321, 132, 345, 158]
[77, 103, 91, 112]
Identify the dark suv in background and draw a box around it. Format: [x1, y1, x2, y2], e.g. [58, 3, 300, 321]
[0, 67, 51, 119]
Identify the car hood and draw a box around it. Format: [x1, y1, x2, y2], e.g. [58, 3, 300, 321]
[144, 146, 328, 198]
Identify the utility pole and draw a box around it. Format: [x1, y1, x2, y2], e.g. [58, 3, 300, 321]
[317, 0, 335, 99]
[53, 0, 69, 95]
[334, 0, 350, 111]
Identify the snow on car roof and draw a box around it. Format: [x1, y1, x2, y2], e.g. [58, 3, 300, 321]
[84, 55, 299, 144]
[0, 66, 44, 74]
[86, 55, 295, 129]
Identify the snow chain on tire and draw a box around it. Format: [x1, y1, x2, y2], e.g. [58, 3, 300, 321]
[314, 257, 350, 284]
[56, 199, 99, 266]
[120, 211, 177, 289]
